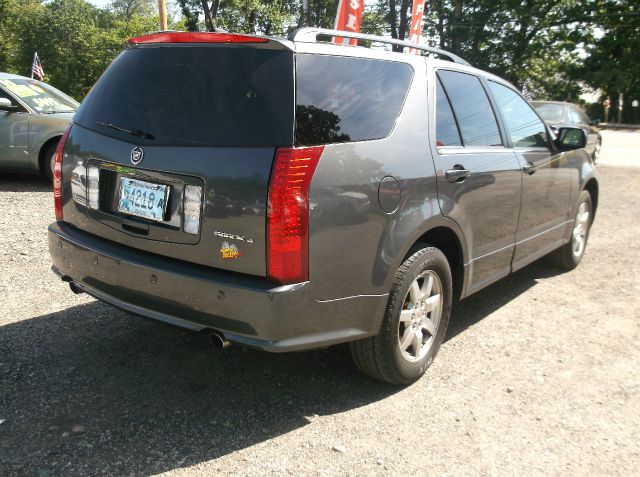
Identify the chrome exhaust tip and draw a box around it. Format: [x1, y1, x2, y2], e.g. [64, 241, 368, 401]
[208, 331, 230, 350]
[69, 282, 84, 295]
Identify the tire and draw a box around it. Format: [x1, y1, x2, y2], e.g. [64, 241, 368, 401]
[350, 246, 452, 384]
[42, 141, 58, 182]
[548, 190, 593, 270]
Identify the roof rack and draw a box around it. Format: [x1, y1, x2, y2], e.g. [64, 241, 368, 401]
[289, 27, 470, 66]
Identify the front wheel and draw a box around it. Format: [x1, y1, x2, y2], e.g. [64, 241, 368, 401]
[592, 138, 602, 162]
[350, 246, 452, 384]
[42, 142, 57, 182]
[548, 190, 593, 269]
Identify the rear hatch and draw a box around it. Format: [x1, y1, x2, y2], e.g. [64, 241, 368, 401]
[61, 37, 294, 277]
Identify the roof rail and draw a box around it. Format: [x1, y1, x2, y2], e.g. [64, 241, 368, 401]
[289, 27, 470, 66]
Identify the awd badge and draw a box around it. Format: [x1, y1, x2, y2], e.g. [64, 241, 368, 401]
[220, 241, 244, 259]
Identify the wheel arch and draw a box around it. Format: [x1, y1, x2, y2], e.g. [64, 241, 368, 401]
[397, 218, 469, 301]
[583, 177, 599, 222]
[37, 135, 62, 175]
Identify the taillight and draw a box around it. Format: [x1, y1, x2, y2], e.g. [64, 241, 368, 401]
[267, 146, 325, 284]
[53, 125, 72, 221]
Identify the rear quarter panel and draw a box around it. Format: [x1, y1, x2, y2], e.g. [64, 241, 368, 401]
[308, 56, 442, 301]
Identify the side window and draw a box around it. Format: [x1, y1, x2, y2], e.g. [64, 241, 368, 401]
[488, 81, 549, 148]
[295, 55, 414, 146]
[435, 77, 462, 146]
[0, 88, 15, 104]
[437, 70, 502, 147]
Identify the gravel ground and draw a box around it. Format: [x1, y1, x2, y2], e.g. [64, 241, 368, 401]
[1, 162, 639, 476]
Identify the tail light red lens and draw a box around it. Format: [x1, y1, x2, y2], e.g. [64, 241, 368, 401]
[128, 32, 269, 44]
[53, 125, 72, 222]
[267, 146, 325, 284]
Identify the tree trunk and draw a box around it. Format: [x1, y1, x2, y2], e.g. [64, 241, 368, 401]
[389, 0, 398, 39]
[451, 0, 462, 51]
[398, 0, 409, 41]
[201, 0, 214, 31]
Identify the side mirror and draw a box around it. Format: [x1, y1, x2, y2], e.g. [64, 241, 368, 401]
[0, 97, 18, 112]
[556, 127, 586, 151]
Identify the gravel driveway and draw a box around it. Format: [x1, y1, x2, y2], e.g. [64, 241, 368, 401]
[1, 162, 638, 476]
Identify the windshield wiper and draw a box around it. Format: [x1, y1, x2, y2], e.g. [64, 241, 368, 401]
[96, 121, 154, 140]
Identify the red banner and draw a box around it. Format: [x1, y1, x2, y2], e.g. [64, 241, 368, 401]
[408, 0, 426, 55]
[333, 0, 364, 46]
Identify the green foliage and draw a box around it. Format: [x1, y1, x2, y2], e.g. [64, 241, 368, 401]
[0, 0, 158, 100]
[0, 0, 637, 121]
[580, 0, 639, 122]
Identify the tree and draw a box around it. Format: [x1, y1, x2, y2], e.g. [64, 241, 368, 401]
[109, 0, 155, 22]
[421, 0, 597, 99]
[580, 0, 640, 121]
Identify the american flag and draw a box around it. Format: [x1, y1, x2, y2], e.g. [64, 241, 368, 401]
[30, 52, 44, 81]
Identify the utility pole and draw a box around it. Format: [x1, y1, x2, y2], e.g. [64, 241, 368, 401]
[158, 0, 167, 31]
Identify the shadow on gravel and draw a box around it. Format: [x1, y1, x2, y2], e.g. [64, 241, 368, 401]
[1, 260, 566, 475]
[0, 174, 50, 193]
[446, 260, 564, 341]
[0, 302, 399, 476]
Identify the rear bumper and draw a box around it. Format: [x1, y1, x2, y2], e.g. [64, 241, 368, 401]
[48, 222, 387, 352]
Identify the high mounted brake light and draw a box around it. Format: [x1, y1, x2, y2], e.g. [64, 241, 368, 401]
[53, 125, 72, 222]
[127, 32, 269, 45]
[267, 146, 325, 285]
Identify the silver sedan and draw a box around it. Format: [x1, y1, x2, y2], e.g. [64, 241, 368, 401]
[0, 72, 79, 180]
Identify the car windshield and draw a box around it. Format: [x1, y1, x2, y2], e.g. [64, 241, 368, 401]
[0, 78, 78, 113]
[532, 103, 565, 122]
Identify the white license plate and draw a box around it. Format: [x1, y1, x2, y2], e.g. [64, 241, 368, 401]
[118, 177, 169, 222]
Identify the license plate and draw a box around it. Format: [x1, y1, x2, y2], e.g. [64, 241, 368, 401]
[118, 177, 169, 222]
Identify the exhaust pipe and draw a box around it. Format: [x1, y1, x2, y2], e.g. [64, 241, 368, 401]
[208, 330, 230, 350]
[69, 282, 84, 295]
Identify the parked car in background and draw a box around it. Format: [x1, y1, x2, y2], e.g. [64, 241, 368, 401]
[531, 100, 602, 161]
[0, 72, 79, 180]
[48, 29, 598, 385]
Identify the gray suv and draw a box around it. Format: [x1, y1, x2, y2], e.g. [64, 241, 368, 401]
[48, 28, 598, 384]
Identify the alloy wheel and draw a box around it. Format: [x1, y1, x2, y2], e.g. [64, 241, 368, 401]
[397, 270, 443, 362]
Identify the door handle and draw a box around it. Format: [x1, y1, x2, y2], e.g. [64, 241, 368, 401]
[445, 166, 470, 182]
[522, 162, 537, 175]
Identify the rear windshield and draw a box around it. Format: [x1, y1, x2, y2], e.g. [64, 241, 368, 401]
[532, 103, 565, 123]
[74, 46, 294, 147]
[295, 55, 413, 145]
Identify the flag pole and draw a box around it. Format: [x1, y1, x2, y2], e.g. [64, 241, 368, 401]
[30, 52, 36, 79]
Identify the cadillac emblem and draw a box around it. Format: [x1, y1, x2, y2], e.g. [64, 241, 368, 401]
[130, 146, 144, 165]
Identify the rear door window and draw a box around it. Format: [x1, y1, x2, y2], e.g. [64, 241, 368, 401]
[488, 81, 549, 148]
[435, 77, 462, 146]
[295, 55, 414, 145]
[74, 46, 294, 147]
[437, 70, 502, 147]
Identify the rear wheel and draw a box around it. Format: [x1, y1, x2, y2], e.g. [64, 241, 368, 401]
[548, 190, 592, 269]
[350, 246, 452, 384]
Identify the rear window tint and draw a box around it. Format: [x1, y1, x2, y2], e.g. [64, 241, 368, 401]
[74, 46, 294, 147]
[437, 70, 502, 147]
[295, 55, 413, 145]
